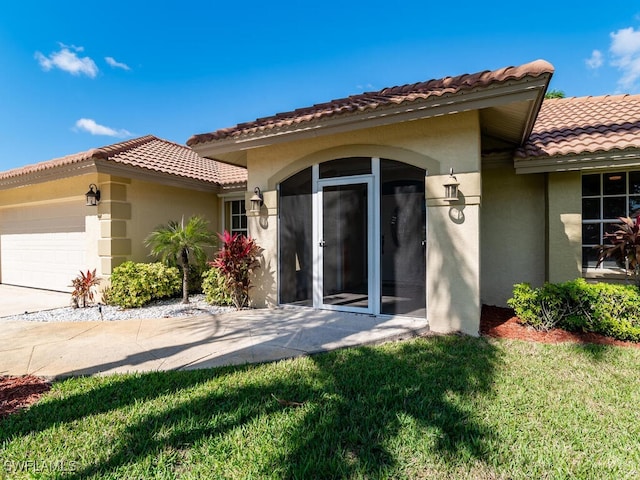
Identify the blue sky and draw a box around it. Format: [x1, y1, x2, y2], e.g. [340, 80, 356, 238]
[1, 1, 640, 171]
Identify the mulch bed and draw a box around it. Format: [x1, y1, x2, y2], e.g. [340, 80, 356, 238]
[480, 304, 640, 349]
[2, 305, 639, 420]
[0, 375, 51, 420]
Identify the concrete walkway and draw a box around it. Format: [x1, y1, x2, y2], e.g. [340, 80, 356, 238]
[0, 308, 430, 379]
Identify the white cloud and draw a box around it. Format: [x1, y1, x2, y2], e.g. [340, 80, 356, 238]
[35, 44, 98, 78]
[610, 27, 640, 90]
[59, 43, 84, 52]
[611, 27, 640, 57]
[586, 50, 603, 69]
[74, 118, 132, 137]
[105, 56, 131, 71]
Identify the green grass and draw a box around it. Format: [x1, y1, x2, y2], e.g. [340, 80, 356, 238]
[2, 335, 640, 479]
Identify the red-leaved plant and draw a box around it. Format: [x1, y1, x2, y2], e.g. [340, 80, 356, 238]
[210, 231, 262, 309]
[70, 269, 101, 308]
[596, 215, 640, 284]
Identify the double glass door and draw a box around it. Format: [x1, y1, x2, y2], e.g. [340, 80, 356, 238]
[278, 159, 426, 318]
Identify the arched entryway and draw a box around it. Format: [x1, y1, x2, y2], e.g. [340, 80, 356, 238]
[278, 157, 426, 318]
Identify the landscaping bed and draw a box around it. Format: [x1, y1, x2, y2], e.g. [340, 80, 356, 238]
[481, 304, 640, 349]
[0, 375, 51, 419]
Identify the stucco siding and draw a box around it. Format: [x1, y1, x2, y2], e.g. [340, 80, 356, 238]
[481, 167, 546, 306]
[547, 171, 582, 283]
[126, 179, 220, 263]
[0, 174, 96, 207]
[249, 113, 480, 190]
[426, 202, 481, 335]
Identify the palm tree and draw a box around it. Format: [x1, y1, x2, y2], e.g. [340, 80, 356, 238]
[145, 215, 216, 303]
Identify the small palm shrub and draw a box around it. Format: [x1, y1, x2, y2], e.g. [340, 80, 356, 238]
[596, 215, 640, 285]
[210, 231, 262, 309]
[202, 266, 233, 306]
[108, 261, 181, 308]
[509, 279, 640, 341]
[70, 269, 101, 308]
[145, 215, 216, 304]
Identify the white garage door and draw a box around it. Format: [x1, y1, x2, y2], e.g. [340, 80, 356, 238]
[1, 233, 86, 292]
[0, 201, 87, 292]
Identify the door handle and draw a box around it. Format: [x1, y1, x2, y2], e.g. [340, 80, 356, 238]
[319, 240, 326, 247]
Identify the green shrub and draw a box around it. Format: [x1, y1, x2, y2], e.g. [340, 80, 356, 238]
[508, 279, 640, 341]
[108, 261, 181, 308]
[508, 283, 540, 325]
[586, 282, 640, 341]
[201, 266, 233, 306]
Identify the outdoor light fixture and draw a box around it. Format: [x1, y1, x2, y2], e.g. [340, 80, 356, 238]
[443, 168, 460, 202]
[250, 187, 263, 213]
[85, 184, 101, 206]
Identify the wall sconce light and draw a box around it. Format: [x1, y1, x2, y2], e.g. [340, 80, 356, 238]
[85, 184, 101, 206]
[443, 168, 459, 202]
[250, 187, 263, 213]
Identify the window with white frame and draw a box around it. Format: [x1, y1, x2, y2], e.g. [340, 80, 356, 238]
[225, 199, 247, 237]
[582, 171, 640, 268]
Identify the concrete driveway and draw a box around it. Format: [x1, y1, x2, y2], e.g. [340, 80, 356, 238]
[0, 285, 70, 317]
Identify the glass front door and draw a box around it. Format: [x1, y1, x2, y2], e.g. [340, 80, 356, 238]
[318, 178, 373, 312]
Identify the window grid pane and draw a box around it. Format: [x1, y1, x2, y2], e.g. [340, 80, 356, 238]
[227, 199, 247, 237]
[603, 172, 626, 195]
[582, 174, 600, 196]
[582, 171, 638, 269]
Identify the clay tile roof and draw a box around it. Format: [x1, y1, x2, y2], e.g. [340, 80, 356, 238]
[188, 59, 554, 146]
[516, 94, 640, 159]
[0, 135, 247, 186]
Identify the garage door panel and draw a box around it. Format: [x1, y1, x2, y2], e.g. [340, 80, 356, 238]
[1, 232, 86, 292]
[0, 202, 85, 235]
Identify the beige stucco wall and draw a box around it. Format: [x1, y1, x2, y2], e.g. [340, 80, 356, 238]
[126, 179, 220, 264]
[426, 202, 480, 334]
[480, 166, 546, 306]
[426, 171, 482, 335]
[0, 174, 97, 207]
[547, 171, 582, 282]
[246, 190, 278, 308]
[249, 112, 481, 189]
[243, 111, 484, 335]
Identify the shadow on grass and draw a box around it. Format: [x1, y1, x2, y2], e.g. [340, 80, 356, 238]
[1, 335, 500, 478]
[277, 335, 500, 478]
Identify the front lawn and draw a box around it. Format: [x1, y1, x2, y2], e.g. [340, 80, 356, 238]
[1, 335, 639, 479]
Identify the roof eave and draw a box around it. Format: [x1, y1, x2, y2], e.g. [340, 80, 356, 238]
[0, 159, 98, 190]
[190, 73, 552, 166]
[515, 149, 640, 174]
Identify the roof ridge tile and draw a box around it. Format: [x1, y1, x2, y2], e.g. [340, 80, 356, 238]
[188, 59, 554, 146]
